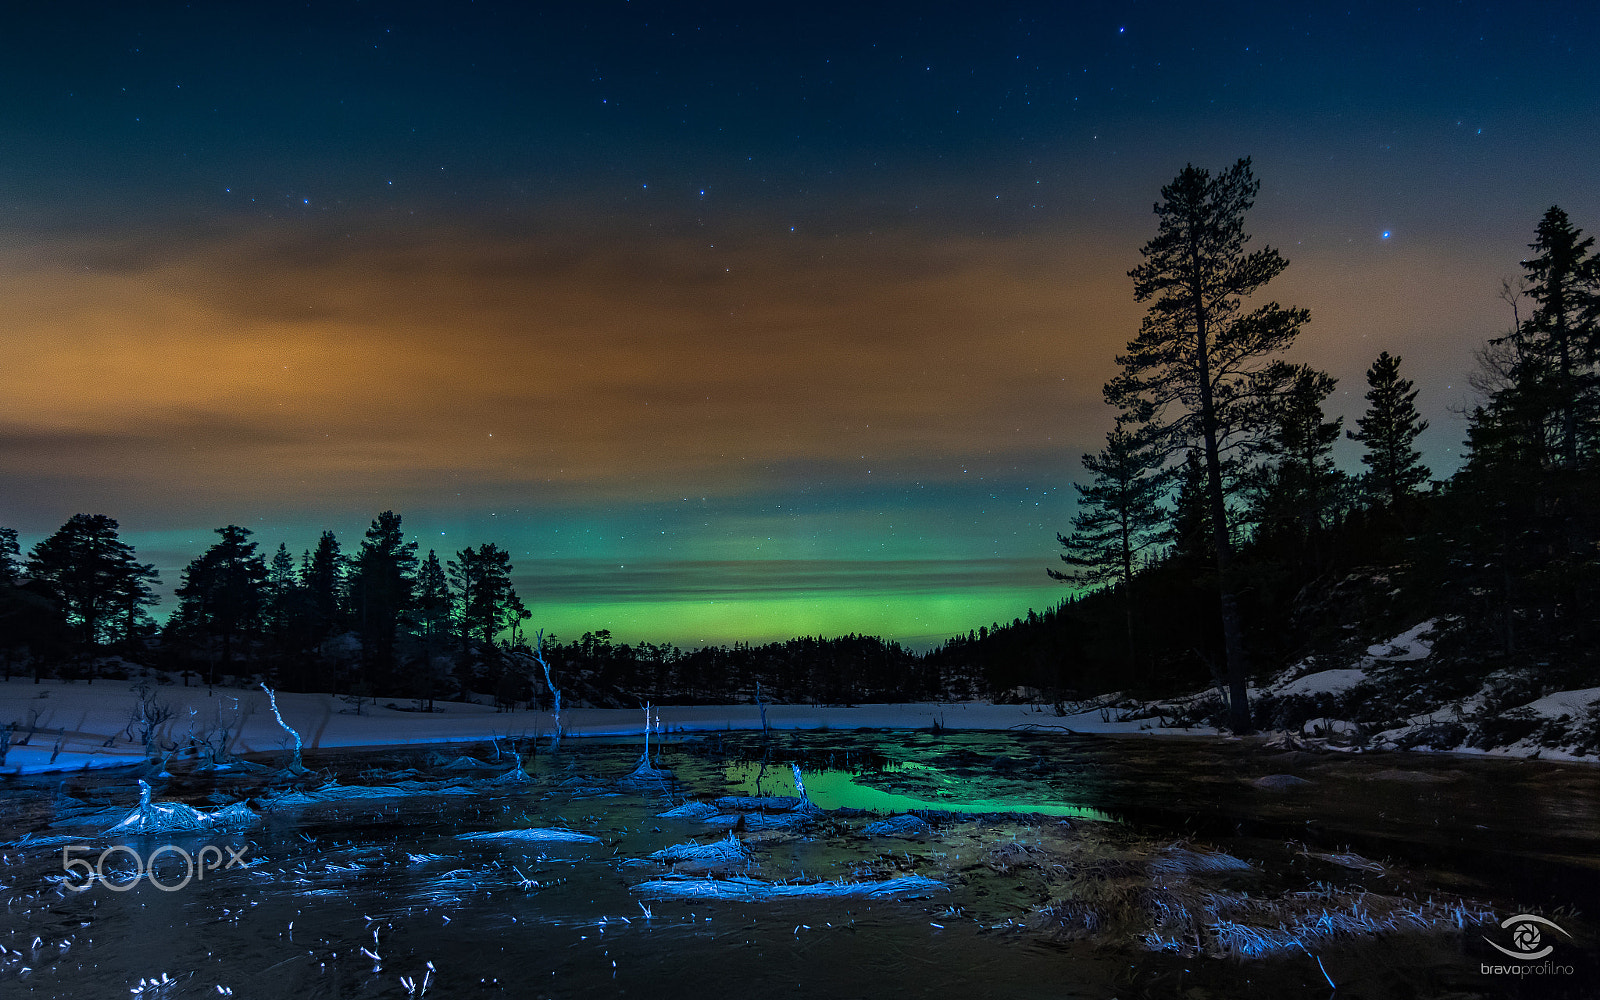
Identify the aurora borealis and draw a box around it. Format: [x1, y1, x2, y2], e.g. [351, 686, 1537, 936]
[3, 3, 1598, 648]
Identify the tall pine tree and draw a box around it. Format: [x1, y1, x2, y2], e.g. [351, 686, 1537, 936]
[1105, 158, 1310, 732]
[448, 544, 527, 649]
[302, 531, 346, 647]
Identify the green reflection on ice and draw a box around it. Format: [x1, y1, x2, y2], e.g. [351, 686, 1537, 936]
[725, 761, 1112, 822]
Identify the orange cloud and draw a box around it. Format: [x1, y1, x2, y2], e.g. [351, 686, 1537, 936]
[0, 218, 1134, 516]
[0, 212, 1504, 527]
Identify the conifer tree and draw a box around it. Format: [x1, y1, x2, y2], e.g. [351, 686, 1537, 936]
[1520, 206, 1599, 469]
[1049, 427, 1166, 664]
[448, 544, 527, 649]
[171, 525, 268, 681]
[0, 527, 18, 585]
[26, 514, 157, 662]
[1247, 364, 1346, 544]
[1348, 351, 1430, 507]
[1105, 158, 1310, 732]
[302, 531, 346, 643]
[348, 510, 418, 686]
[111, 558, 161, 648]
[1168, 449, 1214, 566]
[410, 549, 453, 708]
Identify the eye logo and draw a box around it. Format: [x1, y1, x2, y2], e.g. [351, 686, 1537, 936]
[1485, 914, 1570, 960]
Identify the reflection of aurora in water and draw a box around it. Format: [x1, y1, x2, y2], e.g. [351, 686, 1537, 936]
[724, 760, 1114, 821]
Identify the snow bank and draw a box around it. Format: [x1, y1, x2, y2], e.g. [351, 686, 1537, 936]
[1518, 686, 1600, 719]
[1271, 669, 1367, 698]
[1264, 620, 1442, 700]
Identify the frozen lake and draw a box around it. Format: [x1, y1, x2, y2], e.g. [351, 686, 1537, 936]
[1, 730, 1595, 998]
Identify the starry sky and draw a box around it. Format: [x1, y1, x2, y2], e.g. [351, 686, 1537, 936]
[3, 2, 1598, 648]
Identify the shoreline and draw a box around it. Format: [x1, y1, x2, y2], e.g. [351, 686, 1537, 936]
[4, 676, 1593, 776]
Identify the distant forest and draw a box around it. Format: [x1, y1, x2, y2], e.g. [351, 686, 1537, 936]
[3, 163, 1596, 728]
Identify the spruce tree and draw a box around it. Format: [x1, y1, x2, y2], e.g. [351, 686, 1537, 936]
[1521, 206, 1599, 469]
[302, 531, 346, 644]
[1105, 158, 1310, 732]
[111, 559, 161, 649]
[1049, 427, 1166, 665]
[348, 510, 418, 687]
[410, 550, 453, 709]
[0, 527, 18, 585]
[448, 544, 527, 649]
[1348, 351, 1430, 507]
[171, 525, 268, 682]
[1247, 364, 1346, 546]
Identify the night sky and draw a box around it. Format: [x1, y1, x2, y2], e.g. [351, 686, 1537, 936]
[3, 2, 1597, 648]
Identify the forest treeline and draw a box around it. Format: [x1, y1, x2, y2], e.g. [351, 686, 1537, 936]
[939, 166, 1599, 730]
[0, 510, 963, 709]
[2, 162, 1595, 723]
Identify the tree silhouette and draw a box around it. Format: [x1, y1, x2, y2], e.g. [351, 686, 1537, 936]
[1520, 206, 1599, 470]
[26, 514, 157, 668]
[1105, 158, 1310, 732]
[0, 527, 18, 586]
[302, 530, 346, 646]
[171, 525, 268, 683]
[1246, 364, 1347, 553]
[1348, 351, 1430, 508]
[448, 543, 528, 649]
[1049, 427, 1166, 667]
[410, 549, 453, 709]
[349, 510, 418, 688]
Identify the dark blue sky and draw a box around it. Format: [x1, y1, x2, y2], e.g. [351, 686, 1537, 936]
[9, 2, 1593, 225]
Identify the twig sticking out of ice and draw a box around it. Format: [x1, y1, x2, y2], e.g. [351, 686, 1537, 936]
[633, 875, 947, 901]
[533, 630, 562, 748]
[258, 684, 307, 774]
[623, 701, 673, 780]
[457, 828, 601, 844]
[642, 701, 654, 763]
[400, 961, 435, 997]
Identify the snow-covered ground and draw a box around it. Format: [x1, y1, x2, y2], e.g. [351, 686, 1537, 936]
[5, 618, 1596, 776]
[0, 676, 1213, 776]
[1255, 620, 1600, 763]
